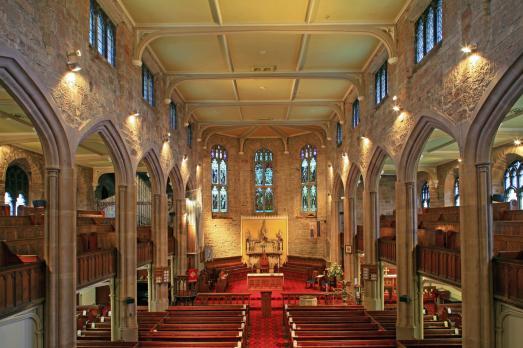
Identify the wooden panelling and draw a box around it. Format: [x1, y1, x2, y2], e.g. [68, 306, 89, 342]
[77, 248, 116, 289]
[137, 241, 153, 266]
[417, 246, 461, 286]
[0, 261, 45, 317]
[378, 238, 396, 264]
[493, 256, 523, 308]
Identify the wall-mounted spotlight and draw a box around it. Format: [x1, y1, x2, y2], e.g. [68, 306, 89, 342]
[66, 50, 82, 72]
[514, 139, 522, 146]
[458, 158, 463, 163]
[183, 154, 188, 161]
[461, 44, 477, 54]
[129, 112, 140, 118]
[392, 95, 402, 112]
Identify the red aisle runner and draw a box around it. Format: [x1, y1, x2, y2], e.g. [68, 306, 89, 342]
[248, 309, 286, 348]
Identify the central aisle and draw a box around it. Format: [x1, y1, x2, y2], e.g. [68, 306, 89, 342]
[248, 309, 286, 348]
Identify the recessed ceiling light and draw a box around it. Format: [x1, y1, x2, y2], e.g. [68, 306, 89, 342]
[259, 86, 266, 90]
[514, 139, 522, 146]
[259, 50, 267, 55]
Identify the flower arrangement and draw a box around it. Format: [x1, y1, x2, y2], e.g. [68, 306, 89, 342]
[327, 262, 344, 280]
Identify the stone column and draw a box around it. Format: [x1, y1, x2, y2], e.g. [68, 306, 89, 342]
[362, 189, 383, 310]
[346, 196, 360, 290]
[395, 180, 422, 339]
[175, 198, 187, 275]
[149, 193, 169, 311]
[112, 184, 138, 341]
[460, 161, 494, 348]
[329, 196, 340, 264]
[44, 166, 76, 348]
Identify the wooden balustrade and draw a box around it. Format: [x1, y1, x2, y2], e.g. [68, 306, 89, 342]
[137, 241, 153, 266]
[195, 293, 251, 305]
[77, 248, 116, 289]
[493, 256, 523, 308]
[417, 246, 461, 285]
[0, 262, 45, 317]
[378, 238, 396, 264]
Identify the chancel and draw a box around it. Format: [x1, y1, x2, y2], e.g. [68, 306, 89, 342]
[0, 1, 522, 348]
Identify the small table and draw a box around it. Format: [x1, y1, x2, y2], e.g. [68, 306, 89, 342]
[247, 273, 284, 291]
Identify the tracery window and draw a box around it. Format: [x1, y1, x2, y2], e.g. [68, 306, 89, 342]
[187, 123, 193, 147]
[454, 176, 460, 207]
[336, 122, 343, 147]
[5, 165, 29, 216]
[375, 62, 388, 105]
[211, 145, 228, 213]
[89, 0, 116, 66]
[415, 0, 443, 64]
[504, 160, 523, 209]
[421, 181, 430, 208]
[301, 145, 318, 214]
[254, 149, 274, 213]
[352, 99, 360, 128]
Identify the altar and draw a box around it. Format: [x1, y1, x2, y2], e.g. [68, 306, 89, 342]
[247, 273, 284, 291]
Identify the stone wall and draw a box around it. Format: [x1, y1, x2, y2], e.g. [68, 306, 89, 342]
[201, 134, 328, 260]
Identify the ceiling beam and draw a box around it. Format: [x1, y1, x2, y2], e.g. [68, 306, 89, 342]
[132, 24, 397, 65]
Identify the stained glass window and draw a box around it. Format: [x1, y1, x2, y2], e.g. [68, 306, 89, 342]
[375, 62, 388, 105]
[254, 149, 274, 213]
[504, 160, 523, 209]
[211, 145, 228, 213]
[336, 122, 343, 147]
[454, 176, 460, 207]
[5, 165, 29, 216]
[421, 181, 430, 208]
[187, 123, 193, 147]
[89, 0, 116, 66]
[415, 0, 444, 64]
[301, 145, 318, 213]
[352, 99, 360, 128]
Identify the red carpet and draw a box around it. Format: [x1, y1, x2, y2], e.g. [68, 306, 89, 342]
[248, 309, 287, 348]
[227, 278, 320, 309]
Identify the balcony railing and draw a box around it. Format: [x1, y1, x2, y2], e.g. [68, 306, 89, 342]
[417, 246, 461, 286]
[137, 241, 153, 266]
[378, 238, 396, 264]
[77, 248, 116, 289]
[493, 256, 523, 308]
[0, 262, 45, 317]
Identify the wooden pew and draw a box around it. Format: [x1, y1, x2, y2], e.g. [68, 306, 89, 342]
[397, 339, 462, 347]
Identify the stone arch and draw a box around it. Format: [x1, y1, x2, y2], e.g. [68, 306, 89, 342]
[346, 163, 364, 197]
[137, 147, 166, 196]
[443, 166, 460, 207]
[168, 164, 184, 199]
[398, 114, 461, 183]
[0, 42, 71, 167]
[365, 146, 395, 192]
[76, 119, 134, 187]
[0, 152, 44, 201]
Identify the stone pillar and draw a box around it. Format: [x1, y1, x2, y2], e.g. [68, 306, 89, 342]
[460, 161, 494, 348]
[329, 196, 340, 264]
[362, 189, 383, 310]
[44, 166, 76, 348]
[112, 184, 138, 341]
[395, 180, 422, 339]
[345, 196, 360, 290]
[175, 198, 187, 275]
[149, 193, 169, 311]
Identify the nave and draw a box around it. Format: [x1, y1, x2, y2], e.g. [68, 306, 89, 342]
[0, 0, 523, 347]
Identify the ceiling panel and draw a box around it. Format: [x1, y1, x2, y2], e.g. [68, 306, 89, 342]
[120, 0, 215, 24]
[227, 33, 302, 72]
[250, 126, 281, 137]
[418, 129, 460, 167]
[277, 126, 309, 137]
[296, 79, 351, 100]
[313, 0, 408, 23]
[220, 0, 309, 24]
[150, 36, 229, 72]
[194, 107, 242, 122]
[303, 34, 380, 71]
[218, 126, 253, 137]
[240, 106, 288, 120]
[177, 80, 236, 100]
[288, 106, 333, 120]
[236, 79, 294, 100]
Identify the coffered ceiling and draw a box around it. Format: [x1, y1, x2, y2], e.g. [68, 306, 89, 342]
[118, 0, 407, 132]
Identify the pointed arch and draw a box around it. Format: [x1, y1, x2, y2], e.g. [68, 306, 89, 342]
[398, 114, 461, 182]
[346, 163, 364, 198]
[167, 164, 184, 199]
[76, 120, 134, 187]
[137, 146, 165, 195]
[365, 146, 395, 191]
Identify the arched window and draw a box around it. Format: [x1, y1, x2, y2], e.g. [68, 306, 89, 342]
[415, 0, 444, 63]
[421, 181, 430, 208]
[5, 165, 29, 216]
[352, 99, 360, 128]
[504, 160, 523, 209]
[211, 145, 228, 213]
[301, 145, 318, 213]
[454, 176, 460, 207]
[254, 149, 274, 213]
[336, 122, 343, 146]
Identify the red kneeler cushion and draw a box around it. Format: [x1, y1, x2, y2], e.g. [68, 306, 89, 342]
[187, 268, 198, 282]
